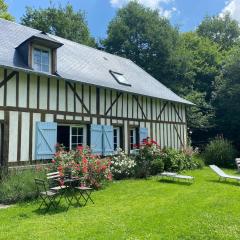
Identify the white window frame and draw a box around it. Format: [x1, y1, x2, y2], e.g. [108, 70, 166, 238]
[70, 125, 87, 150]
[113, 127, 120, 151]
[130, 128, 137, 153]
[32, 44, 52, 73]
[57, 124, 87, 150]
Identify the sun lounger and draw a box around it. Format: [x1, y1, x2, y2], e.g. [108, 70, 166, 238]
[159, 172, 194, 183]
[235, 158, 240, 172]
[209, 165, 240, 182]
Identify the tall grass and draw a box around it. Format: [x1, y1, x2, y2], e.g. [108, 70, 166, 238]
[0, 166, 46, 204]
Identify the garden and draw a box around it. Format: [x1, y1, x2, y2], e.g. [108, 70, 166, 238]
[0, 137, 240, 239]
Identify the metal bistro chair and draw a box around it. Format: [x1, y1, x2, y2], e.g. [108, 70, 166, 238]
[46, 171, 68, 192]
[35, 178, 61, 212]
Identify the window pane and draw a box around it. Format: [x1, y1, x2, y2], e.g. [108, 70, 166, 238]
[130, 130, 133, 137]
[42, 64, 49, 73]
[42, 51, 49, 65]
[78, 136, 83, 144]
[34, 54, 41, 65]
[33, 63, 41, 71]
[33, 48, 50, 73]
[72, 136, 77, 143]
[72, 127, 77, 135]
[78, 128, 83, 135]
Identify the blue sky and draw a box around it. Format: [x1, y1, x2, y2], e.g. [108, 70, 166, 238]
[5, 0, 237, 40]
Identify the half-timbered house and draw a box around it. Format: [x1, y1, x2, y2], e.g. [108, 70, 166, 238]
[0, 19, 192, 167]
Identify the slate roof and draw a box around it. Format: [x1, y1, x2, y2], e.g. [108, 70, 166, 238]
[0, 19, 192, 105]
[18, 32, 64, 49]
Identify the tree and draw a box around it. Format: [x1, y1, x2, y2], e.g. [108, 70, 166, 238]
[21, 3, 96, 47]
[0, 0, 14, 21]
[179, 32, 222, 100]
[102, 1, 180, 89]
[174, 33, 223, 147]
[197, 14, 240, 50]
[213, 44, 240, 149]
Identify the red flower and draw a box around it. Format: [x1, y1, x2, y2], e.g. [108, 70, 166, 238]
[133, 144, 139, 149]
[77, 145, 84, 151]
[51, 159, 56, 164]
[96, 159, 101, 165]
[82, 157, 88, 164]
[59, 179, 64, 186]
[107, 173, 112, 181]
[82, 166, 88, 173]
[57, 165, 63, 171]
[101, 165, 107, 171]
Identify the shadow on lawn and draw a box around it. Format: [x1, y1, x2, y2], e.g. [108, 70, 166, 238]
[33, 205, 71, 215]
[157, 179, 193, 186]
[207, 179, 240, 187]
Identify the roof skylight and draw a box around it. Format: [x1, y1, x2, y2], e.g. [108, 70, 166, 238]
[110, 70, 131, 86]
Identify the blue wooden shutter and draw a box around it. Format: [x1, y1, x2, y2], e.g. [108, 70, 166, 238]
[35, 122, 57, 160]
[139, 127, 148, 144]
[90, 124, 103, 155]
[102, 125, 114, 156]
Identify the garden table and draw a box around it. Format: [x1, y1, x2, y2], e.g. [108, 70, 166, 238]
[74, 186, 94, 206]
[54, 177, 80, 209]
[54, 177, 94, 208]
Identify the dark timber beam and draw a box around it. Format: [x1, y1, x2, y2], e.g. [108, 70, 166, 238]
[105, 92, 122, 115]
[67, 82, 90, 114]
[0, 70, 18, 88]
[173, 124, 184, 148]
[157, 102, 168, 120]
[171, 103, 183, 122]
[133, 95, 147, 120]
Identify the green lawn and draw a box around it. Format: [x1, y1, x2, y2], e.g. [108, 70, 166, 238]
[1, 168, 240, 240]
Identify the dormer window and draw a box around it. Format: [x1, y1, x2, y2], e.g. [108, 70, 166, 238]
[16, 31, 63, 75]
[33, 46, 51, 73]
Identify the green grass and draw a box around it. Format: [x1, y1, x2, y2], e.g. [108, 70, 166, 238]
[1, 167, 240, 240]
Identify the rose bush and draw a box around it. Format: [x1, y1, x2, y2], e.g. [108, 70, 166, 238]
[134, 138, 162, 178]
[51, 145, 112, 189]
[134, 138, 203, 178]
[110, 148, 136, 179]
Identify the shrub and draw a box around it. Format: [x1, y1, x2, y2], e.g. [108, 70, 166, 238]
[203, 137, 237, 168]
[51, 145, 112, 189]
[0, 166, 46, 204]
[160, 147, 203, 172]
[134, 138, 162, 178]
[110, 148, 136, 180]
[150, 157, 164, 175]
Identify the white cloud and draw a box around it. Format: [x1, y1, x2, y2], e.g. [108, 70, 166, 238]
[220, 0, 240, 22]
[110, 0, 178, 18]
